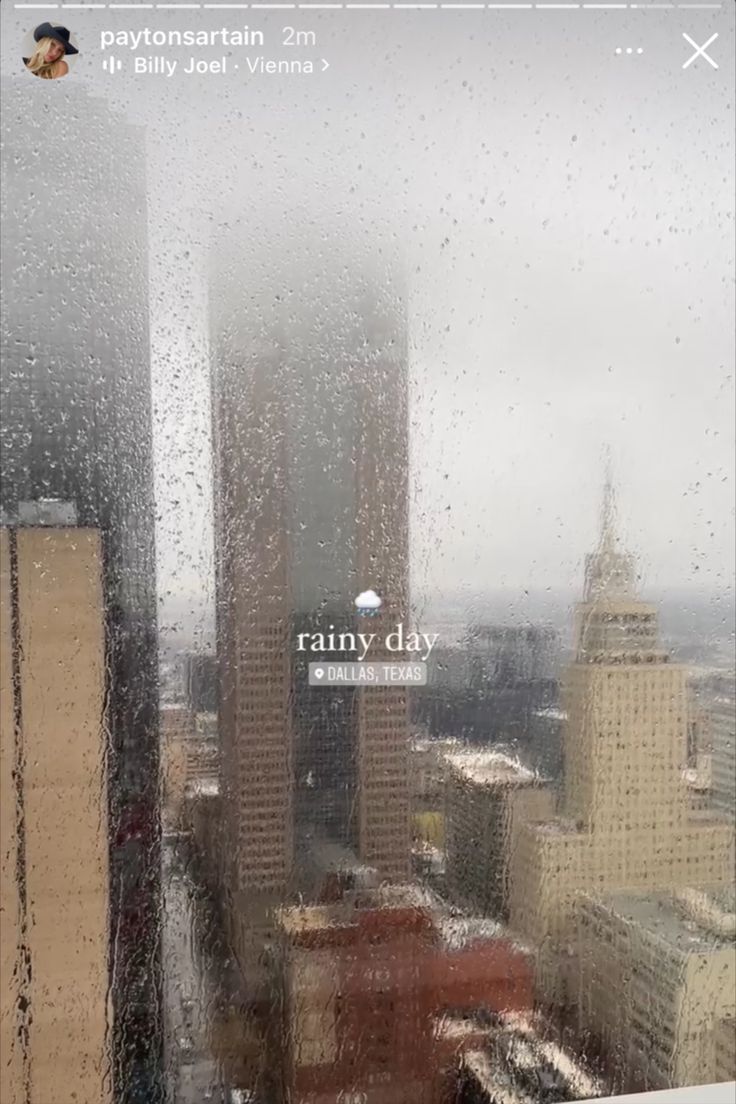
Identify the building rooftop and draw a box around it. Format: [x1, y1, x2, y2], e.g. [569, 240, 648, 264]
[434, 1014, 490, 1041]
[278, 904, 336, 935]
[532, 706, 567, 721]
[462, 1010, 605, 1102]
[161, 701, 190, 714]
[195, 711, 219, 732]
[305, 833, 379, 879]
[276, 880, 532, 957]
[276, 881, 444, 937]
[374, 881, 445, 911]
[587, 885, 736, 955]
[463, 1050, 528, 1104]
[536, 816, 581, 835]
[444, 749, 542, 787]
[411, 735, 461, 755]
[185, 777, 219, 799]
[682, 764, 710, 792]
[439, 914, 504, 950]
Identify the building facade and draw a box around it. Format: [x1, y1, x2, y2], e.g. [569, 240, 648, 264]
[1, 527, 110, 1104]
[0, 81, 161, 1100]
[160, 704, 194, 830]
[210, 229, 412, 982]
[709, 690, 736, 820]
[445, 750, 554, 920]
[508, 482, 735, 1000]
[576, 887, 736, 1090]
[184, 652, 220, 715]
[277, 886, 534, 1104]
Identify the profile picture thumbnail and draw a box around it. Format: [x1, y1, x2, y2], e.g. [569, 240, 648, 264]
[23, 23, 78, 80]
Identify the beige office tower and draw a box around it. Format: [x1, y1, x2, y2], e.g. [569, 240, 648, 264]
[213, 344, 294, 978]
[576, 887, 735, 1090]
[0, 526, 110, 1104]
[508, 480, 735, 998]
[211, 228, 411, 978]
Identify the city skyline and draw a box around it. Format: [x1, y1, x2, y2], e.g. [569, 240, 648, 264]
[167, 463, 735, 1100]
[1, 5, 733, 1099]
[1, 6, 731, 617]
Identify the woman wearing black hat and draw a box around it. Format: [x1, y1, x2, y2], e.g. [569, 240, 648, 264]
[24, 23, 78, 79]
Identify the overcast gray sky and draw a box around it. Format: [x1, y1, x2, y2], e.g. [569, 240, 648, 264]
[2, 7, 733, 629]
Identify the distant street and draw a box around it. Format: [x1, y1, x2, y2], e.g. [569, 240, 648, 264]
[162, 836, 230, 1104]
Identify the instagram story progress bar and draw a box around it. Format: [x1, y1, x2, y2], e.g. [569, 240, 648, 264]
[308, 662, 428, 686]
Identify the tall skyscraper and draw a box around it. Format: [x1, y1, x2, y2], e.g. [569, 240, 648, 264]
[0, 81, 161, 1101]
[1, 526, 111, 1104]
[210, 227, 411, 980]
[508, 478, 735, 997]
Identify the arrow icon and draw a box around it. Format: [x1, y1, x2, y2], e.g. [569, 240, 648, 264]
[321, 59, 329, 72]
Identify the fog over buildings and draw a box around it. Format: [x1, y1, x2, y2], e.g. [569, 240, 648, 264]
[1, 9, 732, 638]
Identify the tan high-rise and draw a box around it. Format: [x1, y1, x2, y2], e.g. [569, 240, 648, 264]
[211, 244, 411, 978]
[353, 353, 411, 881]
[212, 350, 294, 979]
[1, 527, 110, 1104]
[508, 482, 735, 996]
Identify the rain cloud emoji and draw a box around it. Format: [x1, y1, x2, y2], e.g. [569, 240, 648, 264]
[354, 589, 382, 616]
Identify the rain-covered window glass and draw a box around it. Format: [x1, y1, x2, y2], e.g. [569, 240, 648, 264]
[0, 7, 734, 1104]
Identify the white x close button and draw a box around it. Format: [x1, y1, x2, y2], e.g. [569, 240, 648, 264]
[682, 32, 719, 70]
